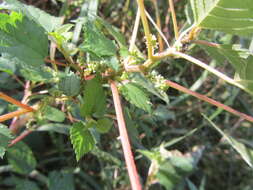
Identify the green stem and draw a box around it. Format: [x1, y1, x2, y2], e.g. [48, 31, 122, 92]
[136, 0, 153, 60]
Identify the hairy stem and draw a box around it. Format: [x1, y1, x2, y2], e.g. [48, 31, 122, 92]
[165, 80, 253, 123]
[8, 130, 33, 147]
[110, 80, 142, 190]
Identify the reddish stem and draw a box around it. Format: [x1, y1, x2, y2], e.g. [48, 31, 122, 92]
[166, 80, 253, 123]
[0, 92, 35, 112]
[110, 80, 142, 190]
[0, 109, 31, 123]
[8, 130, 33, 147]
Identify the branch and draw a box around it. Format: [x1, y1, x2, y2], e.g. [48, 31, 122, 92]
[136, 0, 153, 60]
[8, 129, 33, 147]
[172, 51, 253, 95]
[0, 109, 32, 123]
[0, 92, 35, 112]
[168, 0, 179, 39]
[109, 80, 142, 190]
[165, 80, 253, 123]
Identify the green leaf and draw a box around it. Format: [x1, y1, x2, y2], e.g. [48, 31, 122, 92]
[131, 73, 169, 104]
[120, 82, 152, 113]
[79, 22, 117, 57]
[96, 17, 127, 47]
[19, 66, 53, 82]
[139, 145, 200, 190]
[1, 0, 62, 32]
[0, 53, 16, 74]
[81, 76, 106, 118]
[58, 72, 81, 96]
[0, 124, 13, 159]
[37, 124, 71, 135]
[49, 170, 75, 190]
[200, 44, 253, 93]
[190, 0, 253, 35]
[43, 106, 66, 122]
[96, 118, 113, 134]
[203, 114, 253, 168]
[7, 142, 37, 174]
[0, 13, 48, 68]
[70, 122, 95, 161]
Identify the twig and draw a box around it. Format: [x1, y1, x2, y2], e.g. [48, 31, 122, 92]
[136, 0, 153, 60]
[151, 0, 164, 51]
[0, 109, 32, 123]
[192, 40, 219, 48]
[168, 0, 179, 39]
[165, 80, 253, 123]
[110, 80, 142, 190]
[0, 92, 35, 112]
[8, 129, 33, 147]
[172, 51, 253, 95]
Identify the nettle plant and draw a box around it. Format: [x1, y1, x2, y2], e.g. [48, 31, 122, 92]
[1, 0, 253, 189]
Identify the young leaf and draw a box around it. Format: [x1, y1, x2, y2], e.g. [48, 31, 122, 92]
[43, 106, 66, 122]
[7, 142, 37, 174]
[190, 0, 253, 36]
[120, 82, 152, 113]
[81, 76, 106, 118]
[70, 122, 95, 161]
[0, 13, 48, 68]
[79, 22, 117, 57]
[0, 0, 62, 32]
[96, 118, 113, 134]
[0, 124, 13, 159]
[58, 72, 81, 96]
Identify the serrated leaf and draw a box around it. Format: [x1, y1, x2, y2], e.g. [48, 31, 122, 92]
[79, 22, 117, 57]
[70, 122, 95, 161]
[7, 142, 37, 174]
[0, 0, 62, 32]
[131, 73, 169, 104]
[203, 114, 253, 167]
[43, 106, 65, 122]
[120, 82, 152, 113]
[96, 118, 113, 134]
[0, 13, 48, 68]
[58, 72, 81, 96]
[49, 170, 75, 190]
[0, 124, 13, 159]
[81, 76, 106, 118]
[190, 0, 253, 35]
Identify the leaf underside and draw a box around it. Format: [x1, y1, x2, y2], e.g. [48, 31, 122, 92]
[190, 0, 253, 35]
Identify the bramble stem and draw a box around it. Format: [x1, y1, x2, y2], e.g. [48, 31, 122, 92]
[8, 130, 33, 147]
[172, 51, 253, 95]
[168, 0, 179, 39]
[0, 92, 35, 112]
[165, 80, 253, 123]
[110, 80, 142, 190]
[0, 109, 31, 123]
[136, 0, 153, 60]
